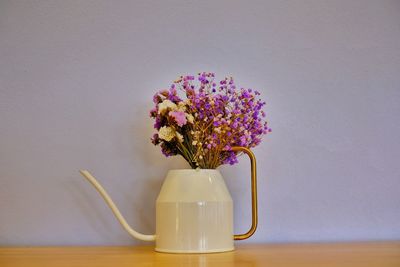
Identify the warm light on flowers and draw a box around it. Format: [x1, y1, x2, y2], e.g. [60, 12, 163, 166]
[150, 72, 271, 169]
[158, 99, 177, 114]
[158, 126, 175, 142]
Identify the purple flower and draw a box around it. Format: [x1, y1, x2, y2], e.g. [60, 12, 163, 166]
[153, 117, 162, 129]
[151, 133, 160, 145]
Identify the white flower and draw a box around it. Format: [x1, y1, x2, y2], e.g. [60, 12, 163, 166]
[176, 132, 184, 143]
[158, 126, 175, 141]
[186, 113, 194, 124]
[177, 102, 187, 112]
[158, 100, 177, 114]
[192, 140, 198, 145]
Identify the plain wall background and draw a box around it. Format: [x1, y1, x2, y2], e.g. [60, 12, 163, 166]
[1, 0, 399, 245]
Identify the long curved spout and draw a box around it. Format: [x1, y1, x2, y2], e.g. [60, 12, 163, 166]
[79, 170, 156, 242]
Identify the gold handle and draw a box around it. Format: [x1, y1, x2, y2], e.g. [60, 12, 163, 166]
[231, 146, 258, 240]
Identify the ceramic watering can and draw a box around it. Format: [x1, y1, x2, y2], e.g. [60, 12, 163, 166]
[79, 146, 258, 253]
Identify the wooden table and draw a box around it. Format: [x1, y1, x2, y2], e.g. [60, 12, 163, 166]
[1, 242, 399, 267]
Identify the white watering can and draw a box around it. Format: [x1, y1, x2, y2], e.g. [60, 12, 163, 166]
[79, 146, 258, 253]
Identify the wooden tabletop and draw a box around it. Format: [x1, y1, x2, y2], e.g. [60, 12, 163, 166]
[1, 242, 399, 267]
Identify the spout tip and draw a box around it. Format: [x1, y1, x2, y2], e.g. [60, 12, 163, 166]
[79, 170, 92, 179]
[79, 170, 97, 184]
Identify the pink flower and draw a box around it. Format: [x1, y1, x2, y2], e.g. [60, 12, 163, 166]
[169, 111, 187, 127]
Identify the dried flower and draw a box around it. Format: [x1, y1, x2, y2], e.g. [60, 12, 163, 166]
[158, 126, 175, 142]
[176, 132, 184, 143]
[158, 99, 177, 114]
[169, 111, 187, 127]
[150, 72, 271, 169]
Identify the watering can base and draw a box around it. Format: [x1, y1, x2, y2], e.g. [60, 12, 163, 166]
[154, 246, 235, 254]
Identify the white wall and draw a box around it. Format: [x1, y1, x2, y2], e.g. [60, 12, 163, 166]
[0, 0, 399, 245]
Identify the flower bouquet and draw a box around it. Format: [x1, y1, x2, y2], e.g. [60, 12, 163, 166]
[150, 72, 271, 169]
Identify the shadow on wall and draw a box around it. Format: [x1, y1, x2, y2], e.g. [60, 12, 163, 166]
[66, 179, 118, 244]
